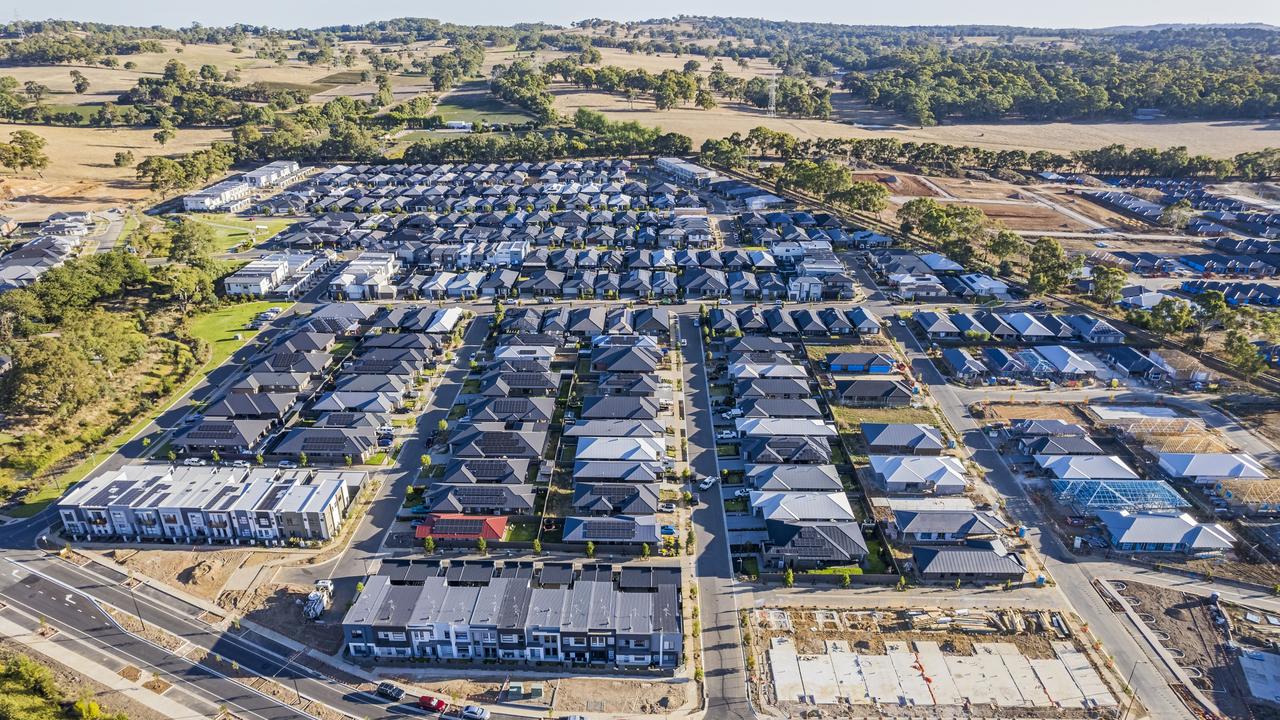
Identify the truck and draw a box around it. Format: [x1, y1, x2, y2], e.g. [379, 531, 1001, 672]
[302, 579, 333, 620]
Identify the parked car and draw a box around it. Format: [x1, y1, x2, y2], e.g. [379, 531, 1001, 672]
[716, 430, 737, 440]
[182, 457, 208, 467]
[698, 477, 717, 491]
[718, 298, 731, 306]
[277, 460, 298, 469]
[461, 706, 491, 720]
[230, 460, 251, 468]
[732, 489, 751, 498]
[183, 414, 204, 425]
[375, 682, 405, 702]
[660, 525, 676, 536]
[658, 502, 676, 513]
[418, 696, 447, 713]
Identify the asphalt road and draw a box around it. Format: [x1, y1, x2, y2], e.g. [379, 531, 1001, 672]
[680, 314, 753, 720]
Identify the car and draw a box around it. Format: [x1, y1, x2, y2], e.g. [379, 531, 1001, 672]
[418, 696, 447, 713]
[1094, 241, 1109, 248]
[560, 716, 588, 720]
[182, 457, 208, 467]
[183, 414, 204, 425]
[896, 320, 906, 326]
[537, 296, 554, 304]
[230, 460, 251, 468]
[375, 682, 405, 702]
[377, 436, 394, 447]
[658, 502, 676, 513]
[716, 430, 737, 440]
[680, 338, 687, 347]
[460, 706, 491, 720]
[277, 460, 298, 469]
[660, 525, 676, 536]
[377, 425, 395, 435]
[718, 298, 731, 305]
[733, 488, 751, 498]
[410, 519, 427, 528]
[698, 477, 717, 491]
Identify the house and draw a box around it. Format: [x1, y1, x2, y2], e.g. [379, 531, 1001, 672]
[870, 456, 969, 495]
[1106, 346, 1167, 382]
[275, 427, 376, 463]
[1034, 455, 1139, 481]
[572, 461, 662, 484]
[911, 540, 1026, 582]
[826, 352, 896, 374]
[204, 392, 296, 425]
[1034, 346, 1100, 379]
[1065, 314, 1125, 344]
[745, 464, 843, 492]
[564, 420, 663, 438]
[469, 397, 556, 425]
[763, 519, 868, 570]
[737, 399, 822, 419]
[861, 424, 945, 455]
[440, 458, 531, 485]
[1019, 436, 1104, 456]
[172, 418, 273, 457]
[580, 396, 659, 421]
[832, 377, 913, 407]
[941, 348, 987, 382]
[562, 515, 659, 544]
[572, 483, 660, 516]
[421, 484, 536, 515]
[1096, 510, 1235, 554]
[450, 426, 547, 460]
[1157, 453, 1268, 485]
[741, 436, 831, 464]
[913, 311, 960, 339]
[750, 491, 856, 523]
[1010, 419, 1088, 437]
[787, 275, 823, 302]
[734, 418, 837, 439]
[889, 510, 1008, 544]
[848, 307, 881, 335]
[574, 436, 665, 463]
[414, 515, 509, 541]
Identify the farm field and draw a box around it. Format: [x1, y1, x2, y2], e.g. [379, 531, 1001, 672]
[0, 124, 231, 220]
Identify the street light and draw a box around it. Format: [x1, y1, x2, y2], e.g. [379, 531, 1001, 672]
[126, 571, 146, 632]
[1118, 658, 1146, 720]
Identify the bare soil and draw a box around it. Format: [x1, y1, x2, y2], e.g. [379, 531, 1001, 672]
[552, 676, 695, 715]
[217, 583, 344, 654]
[142, 677, 171, 694]
[964, 200, 1093, 232]
[974, 402, 1086, 424]
[118, 665, 141, 682]
[103, 606, 185, 652]
[850, 171, 938, 198]
[108, 547, 248, 602]
[932, 177, 1026, 201]
[1118, 581, 1250, 719]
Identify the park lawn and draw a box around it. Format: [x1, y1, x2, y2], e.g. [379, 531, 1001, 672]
[434, 81, 534, 124]
[8, 302, 289, 517]
[829, 404, 938, 431]
[184, 213, 295, 253]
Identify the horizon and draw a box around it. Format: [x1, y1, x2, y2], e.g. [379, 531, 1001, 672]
[10, 1, 1280, 32]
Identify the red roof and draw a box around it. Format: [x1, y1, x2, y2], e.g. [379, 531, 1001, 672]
[415, 514, 508, 541]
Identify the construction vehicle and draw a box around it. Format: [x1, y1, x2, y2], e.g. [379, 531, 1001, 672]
[302, 579, 333, 620]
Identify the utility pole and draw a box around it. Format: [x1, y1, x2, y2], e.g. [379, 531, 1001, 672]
[126, 571, 146, 632]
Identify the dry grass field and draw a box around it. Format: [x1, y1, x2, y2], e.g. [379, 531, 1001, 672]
[931, 176, 1025, 201]
[850, 171, 939, 198]
[962, 200, 1093, 232]
[0, 123, 231, 220]
[549, 86, 1280, 156]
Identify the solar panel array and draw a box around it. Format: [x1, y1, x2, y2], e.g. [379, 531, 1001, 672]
[584, 520, 636, 540]
[432, 517, 487, 535]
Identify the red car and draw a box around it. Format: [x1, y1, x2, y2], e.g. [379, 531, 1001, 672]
[418, 696, 447, 713]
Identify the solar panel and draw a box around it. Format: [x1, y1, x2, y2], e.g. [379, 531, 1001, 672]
[584, 520, 636, 540]
[432, 518, 487, 535]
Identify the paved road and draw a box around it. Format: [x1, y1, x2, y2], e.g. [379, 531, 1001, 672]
[0, 562, 311, 720]
[680, 314, 753, 720]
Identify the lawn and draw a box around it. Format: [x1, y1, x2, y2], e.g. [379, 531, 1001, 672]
[505, 522, 539, 542]
[183, 213, 295, 253]
[8, 301, 288, 517]
[433, 81, 534, 124]
[461, 379, 482, 394]
[448, 403, 469, 420]
[829, 404, 938, 430]
[716, 443, 739, 458]
[723, 497, 748, 513]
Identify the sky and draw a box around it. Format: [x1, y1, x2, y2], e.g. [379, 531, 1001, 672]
[12, 0, 1280, 30]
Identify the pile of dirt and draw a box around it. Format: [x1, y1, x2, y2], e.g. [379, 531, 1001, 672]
[109, 548, 248, 601]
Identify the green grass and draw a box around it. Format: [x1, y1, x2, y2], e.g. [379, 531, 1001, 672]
[366, 452, 389, 465]
[829, 404, 938, 430]
[448, 404, 468, 420]
[7, 302, 289, 517]
[505, 522, 539, 542]
[314, 70, 367, 85]
[42, 101, 101, 123]
[723, 497, 748, 513]
[182, 214, 294, 253]
[433, 81, 534, 124]
[716, 443, 739, 458]
[737, 556, 760, 578]
[461, 380, 482, 394]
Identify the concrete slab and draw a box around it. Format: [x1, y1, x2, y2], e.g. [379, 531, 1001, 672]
[797, 653, 840, 704]
[998, 652, 1054, 707]
[1092, 404, 1180, 420]
[913, 642, 964, 706]
[1241, 650, 1280, 702]
[826, 643, 871, 704]
[1031, 658, 1086, 707]
[769, 637, 807, 704]
[1057, 647, 1117, 708]
[973, 653, 1026, 707]
[860, 654, 904, 705]
[945, 657, 994, 706]
[889, 651, 935, 706]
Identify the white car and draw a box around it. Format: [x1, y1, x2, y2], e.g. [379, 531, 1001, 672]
[461, 707, 491, 720]
[182, 457, 208, 467]
[716, 430, 737, 440]
[230, 460, 251, 468]
[658, 502, 676, 513]
[698, 477, 717, 491]
[733, 488, 751, 498]
[277, 460, 298, 469]
[718, 298, 731, 306]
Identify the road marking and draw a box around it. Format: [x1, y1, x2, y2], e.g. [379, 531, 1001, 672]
[65, 594, 75, 604]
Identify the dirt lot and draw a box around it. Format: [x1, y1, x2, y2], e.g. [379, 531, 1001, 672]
[217, 583, 344, 654]
[552, 676, 695, 715]
[932, 176, 1024, 201]
[1116, 581, 1251, 719]
[0, 638, 170, 720]
[974, 402, 1086, 424]
[1043, 188, 1148, 227]
[963, 200, 1093, 232]
[107, 547, 248, 602]
[850, 171, 938, 198]
[1219, 397, 1280, 452]
[0, 124, 231, 220]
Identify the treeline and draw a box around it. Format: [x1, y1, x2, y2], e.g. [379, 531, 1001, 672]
[489, 60, 556, 124]
[1, 31, 164, 65]
[411, 40, 485, 92]
[545, 58, 714, 111]
[403, 108, 691, 163]
[699, 125, 1280, 180]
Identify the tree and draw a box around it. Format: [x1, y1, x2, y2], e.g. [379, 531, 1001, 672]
[355, 581, 365, 594]
[1159, 199, 1194, 229]
[1225, 330, 1266, 376]
[113, 150, 135, 167]
[23, 80, 48, 104]
[531, 538, 541, 554]
[585, 541, 595, 558]
[832, 181, 889, 215]
[1192, 290, 1232, 332]
[167, 218, 217, 269]
[420, 454, 432, 469]
[476, 537, 488, 556]
[1026, 237, 1078, 295]
[299, 452, 308, 467]
[987, 228, 1024, 267]
[151, 264, 214, 313]
[783, 567, 795, 588]
[1090, 266, 1127, 305]
[641, 542, 651, 559]
[0, 129, 49, 173]
[69, 70, 90, 94]
[437, 418, 448, 433]
[424, 536, 436, 555]
[153, 125, 175, 147]
[1147, 297, 1196, 335]
[210, 450, 221, 464]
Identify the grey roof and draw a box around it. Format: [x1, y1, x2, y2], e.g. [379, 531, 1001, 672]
[563, 419, 663, 438]
[893, 510, 1008, 536]
[745, 464, 843, 491]
[572, 461, 661, 483]
[861, 423, 945, 453]
[1021, 436, 1104, 456]
[1096, 510, 1235, 549]
[765, 519, 868, 562]
[912, 541, 1025, 576]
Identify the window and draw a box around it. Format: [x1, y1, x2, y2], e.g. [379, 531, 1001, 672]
[350, 630, 364, 638]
